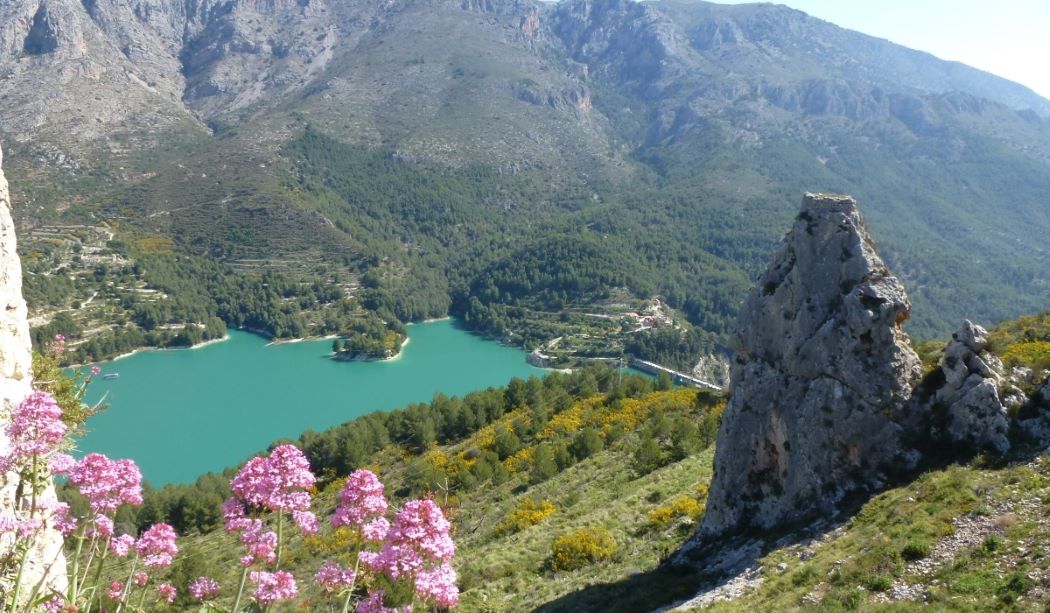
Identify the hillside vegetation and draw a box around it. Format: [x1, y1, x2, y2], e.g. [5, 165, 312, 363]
[51, 307, 1050, 611]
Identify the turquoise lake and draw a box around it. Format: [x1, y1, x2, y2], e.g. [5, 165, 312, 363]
[82, 319, 544, 486]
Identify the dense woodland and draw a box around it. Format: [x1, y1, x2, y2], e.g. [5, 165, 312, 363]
[28, 121, 1050, 371]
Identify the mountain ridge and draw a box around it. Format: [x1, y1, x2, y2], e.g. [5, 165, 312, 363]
[5, 0, 1050, 364]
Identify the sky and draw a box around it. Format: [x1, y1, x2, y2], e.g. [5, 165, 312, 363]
[711, 0, 1050, 100]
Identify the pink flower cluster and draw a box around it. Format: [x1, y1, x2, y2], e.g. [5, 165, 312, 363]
[332, 469, 389, 529]
[359, 499, 458, 608]
[250, 570, 298, 605]
[0, 391, 66, 472]
[238, 519, 278, 567]
[67, 453, 143, 513]
[315, 560, 357, 594]
[189, 576, 220, 601]
[356, 589, 410, 613]
[157, 582, 177, 604]
[225, 444, 318, 536]
[0, 513, 42, 539]
[107, 581, 124, 600]
[136, 523, 179, 569]
[230, 445, 316, 513]
[50, 502, 77, 537]
[109, 533, 135, 557]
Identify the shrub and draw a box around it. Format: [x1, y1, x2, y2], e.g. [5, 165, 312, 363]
[499, 498, 557, 535]
[901, 538, 931, 561]
[645, 496, 705, 529]
[549, 527, 617, 572]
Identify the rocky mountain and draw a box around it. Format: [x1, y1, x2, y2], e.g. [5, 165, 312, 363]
[3, 0, 1050, 345]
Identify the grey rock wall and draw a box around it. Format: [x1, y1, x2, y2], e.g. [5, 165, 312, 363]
[0, 144, 67, 602]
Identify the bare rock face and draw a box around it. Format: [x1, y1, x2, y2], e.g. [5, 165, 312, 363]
[913, 320, 1010, 455]
[698, 193, 923, 537]
[0, 144, 67, 600]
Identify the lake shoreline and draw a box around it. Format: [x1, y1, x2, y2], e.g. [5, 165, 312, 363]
[72, 334, 231, 368]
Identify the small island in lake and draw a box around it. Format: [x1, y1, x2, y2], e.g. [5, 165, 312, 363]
[331, 314, 408, 360]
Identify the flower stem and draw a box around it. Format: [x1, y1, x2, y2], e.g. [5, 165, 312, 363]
[276, 511, 284, 570]
[85, 534, 109, 613]
[114, 557, 138, 613]
[232, 565, 249, 613]
[8, 545, 31, 613]
[340, 555, 362, 613]
[68, 525, 87, 603]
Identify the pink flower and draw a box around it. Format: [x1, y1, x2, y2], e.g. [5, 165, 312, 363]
[314, 560, 356, 594]
[90, 365, 101, 376]
[133, 571, 149, 587]
[363, 498, 458, 600]
[356, 589, 410, 613]
[54, 333, 66, 342]
[41, 596, 65, 613]
[157, 582, 177, 604]
[15, 516, 43, 539]
[110, 534, 135, 557]
[189, 576, 220, 601]
[51, 502, 77, 537]
[136, 523, 178, 569]
[91, 514, 114, 539]
[107, 581, 124, 600]
[230, 445, 315, 515]
[414, 563, 460, 608]
[362, 517, 390, 542]
[332, 469, 388, 529]
[68, 454, 143, 513]
[293, 509, 319, 534]
[49, 452, 76, 476]
[387, 499, 455, 562]
[222, 497, 251, 533]
[250, 570, 298, 605]
[0, 391, 66, 473]
[239, 520, 277, 566]
[360, 545, 424, 580]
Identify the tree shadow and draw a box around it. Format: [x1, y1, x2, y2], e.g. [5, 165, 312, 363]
[532, 563, 704, 613]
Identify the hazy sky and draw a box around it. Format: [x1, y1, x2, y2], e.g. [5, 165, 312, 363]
[712, 0, 1050, 100]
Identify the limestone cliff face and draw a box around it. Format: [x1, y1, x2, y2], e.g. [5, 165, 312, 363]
[699, 193, 923, 537]
[0, 144, 67, 599]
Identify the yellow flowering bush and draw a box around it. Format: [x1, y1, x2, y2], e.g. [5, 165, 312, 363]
[549, 527, 617, 571]
[645, 496, 705, 529]
[498, 498, 557, 535]
[503, 446, 535, 473]
[1000, 341, 1050, 370]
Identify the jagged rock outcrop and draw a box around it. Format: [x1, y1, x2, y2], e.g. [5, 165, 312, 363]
[912, 320, 1010, 455]
[698, 193, 924, 538]
[0, 144, 67, 600]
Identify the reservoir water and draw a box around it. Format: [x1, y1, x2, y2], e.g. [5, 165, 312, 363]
[82, 319, 544, 486]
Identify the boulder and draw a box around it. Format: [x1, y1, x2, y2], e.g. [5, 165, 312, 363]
[914, 320, 1010, 455]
